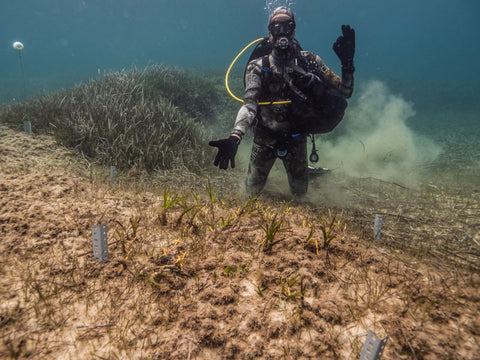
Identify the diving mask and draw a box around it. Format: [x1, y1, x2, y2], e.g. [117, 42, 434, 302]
[269, 20, 295, 50]
[268, 20, 295, 38]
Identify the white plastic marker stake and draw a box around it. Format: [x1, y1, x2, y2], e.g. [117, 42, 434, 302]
[374, 214, 383, 241]
[13, 41, 26, 100]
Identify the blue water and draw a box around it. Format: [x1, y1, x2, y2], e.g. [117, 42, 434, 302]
[2, 0, 479, 90]
[1, 0, 479, 182]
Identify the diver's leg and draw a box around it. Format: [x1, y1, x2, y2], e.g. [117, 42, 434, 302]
[246, 142, 276, 195]
[281, 138, 308, 196]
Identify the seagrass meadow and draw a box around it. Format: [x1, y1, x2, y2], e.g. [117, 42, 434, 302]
[0, 65, 226, 174]
[0, 66, 479, 359]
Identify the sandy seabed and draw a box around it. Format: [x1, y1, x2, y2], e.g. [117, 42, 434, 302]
[0, 125, 479, 359]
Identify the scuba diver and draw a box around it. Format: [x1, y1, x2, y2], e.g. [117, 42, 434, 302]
[209, 6, 355, 196]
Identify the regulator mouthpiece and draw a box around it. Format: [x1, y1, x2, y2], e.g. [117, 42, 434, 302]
[276, 37, 290, 50]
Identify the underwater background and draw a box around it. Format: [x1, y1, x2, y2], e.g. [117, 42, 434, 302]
[1, 0, 479, 185]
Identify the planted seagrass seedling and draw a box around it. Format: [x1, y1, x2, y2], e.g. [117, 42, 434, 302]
[205, 179, 222, 204]
[204, 180, 222, 231]
[279, 272, 307, 301]
[115, 216, 141, 261]
[319, 210, 345, 250]
[305, 210, 346, 258]
[259, 208, 289, 253]
[159, 185, 188, 226]
[304, 221, 318, 254]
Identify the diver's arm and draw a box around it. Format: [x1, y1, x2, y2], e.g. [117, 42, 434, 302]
[231, 61, 263, 137]
[339, 68, 354, 98]
[332, 24, 355, 98]
[305, 52, 353, 99]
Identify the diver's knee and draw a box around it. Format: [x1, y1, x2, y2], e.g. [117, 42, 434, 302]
[290, 179, 308, 197]
[245, 179, 265, 196]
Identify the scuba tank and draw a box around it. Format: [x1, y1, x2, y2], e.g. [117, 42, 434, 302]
[225, 37, 348, 163]
[227, 37, 347, 135]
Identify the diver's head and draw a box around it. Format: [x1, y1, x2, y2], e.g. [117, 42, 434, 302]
[268, 6, 296, 51]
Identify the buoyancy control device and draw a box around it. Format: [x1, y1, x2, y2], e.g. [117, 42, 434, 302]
[225, 37, 347, 135]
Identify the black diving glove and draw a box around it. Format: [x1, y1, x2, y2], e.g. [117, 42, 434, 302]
[333, 24, 355, 73]
[209, 135, 240, 170]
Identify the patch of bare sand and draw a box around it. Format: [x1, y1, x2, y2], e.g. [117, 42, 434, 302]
[1, 126, 479, 359]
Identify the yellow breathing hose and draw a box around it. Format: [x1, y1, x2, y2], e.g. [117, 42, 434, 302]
[225, 37, 292, 106]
